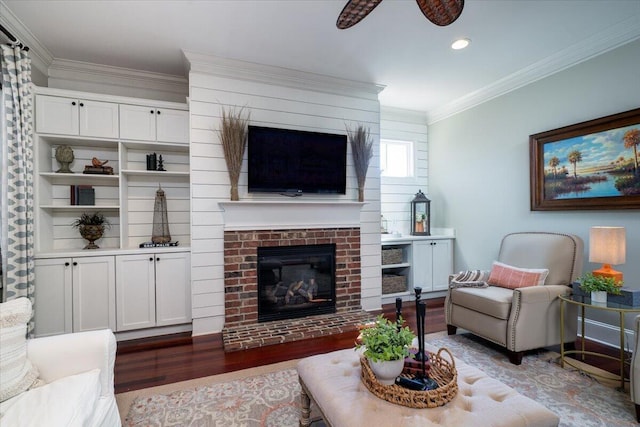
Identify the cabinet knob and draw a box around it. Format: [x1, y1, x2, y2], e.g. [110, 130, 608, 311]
[79, 102, 84, 107]
[150, 110, 154, 114]
[73, 261, 78, 266]
[64, 262, 70, 266]
[156, 257, 160, 262]
[71, 101, 76, 106]
[149, 257, 154, 262]
[156, 110, 161, 115]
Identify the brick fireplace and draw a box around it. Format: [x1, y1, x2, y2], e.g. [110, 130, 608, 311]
[222, 227, 371, 351]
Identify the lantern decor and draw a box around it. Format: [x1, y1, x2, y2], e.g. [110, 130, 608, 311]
[411, 190, 431, 236]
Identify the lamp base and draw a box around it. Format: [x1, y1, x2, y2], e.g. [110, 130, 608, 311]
[593, 264, 623, 285]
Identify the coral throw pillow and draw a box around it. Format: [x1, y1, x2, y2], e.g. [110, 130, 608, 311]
[487, 261, 549, 289]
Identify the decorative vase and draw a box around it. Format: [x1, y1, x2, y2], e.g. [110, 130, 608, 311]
[591, 291, 607, 304]
[367, 357, 404, 385]
[79, 224, 104, 249]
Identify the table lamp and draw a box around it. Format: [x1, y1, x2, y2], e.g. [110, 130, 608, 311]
[589, 226, 625, 283]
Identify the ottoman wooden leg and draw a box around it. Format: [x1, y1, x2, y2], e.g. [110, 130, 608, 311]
[299, 379, 311, 427]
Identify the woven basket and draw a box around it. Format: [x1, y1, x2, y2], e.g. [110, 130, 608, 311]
[382, 274, 407, 294]
[382, 248, 403, 265]
[360, 347, 458, 408]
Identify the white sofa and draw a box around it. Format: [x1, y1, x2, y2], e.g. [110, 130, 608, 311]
[0, 327, 120, 426]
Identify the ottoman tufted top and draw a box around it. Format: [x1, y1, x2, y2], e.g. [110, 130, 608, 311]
[297, 345, 559, 427]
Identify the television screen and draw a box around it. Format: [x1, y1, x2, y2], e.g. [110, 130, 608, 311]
[247, 125, 347, 194]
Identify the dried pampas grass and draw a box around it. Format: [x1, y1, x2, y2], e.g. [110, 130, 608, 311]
[347, 124, 373, 202]
[218, 106, 250, 200]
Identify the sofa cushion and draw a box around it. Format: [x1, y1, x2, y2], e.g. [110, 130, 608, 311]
[0, 368, 101, 426]
[0, 298, 39, 403]
[487, 261, 549, 289]
[450, 286, 514, 320]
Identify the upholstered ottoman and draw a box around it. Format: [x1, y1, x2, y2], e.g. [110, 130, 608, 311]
[297, 345, 559, 427]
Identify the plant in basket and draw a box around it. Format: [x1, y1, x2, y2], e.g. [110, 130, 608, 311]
[355, 315, 415, 385]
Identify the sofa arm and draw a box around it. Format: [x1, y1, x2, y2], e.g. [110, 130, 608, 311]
[27, 329, 117, 398]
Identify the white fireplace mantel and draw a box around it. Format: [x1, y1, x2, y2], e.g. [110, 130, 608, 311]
[219, 201, 366, 231]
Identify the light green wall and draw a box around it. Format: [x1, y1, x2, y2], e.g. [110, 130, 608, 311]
[429, 40, 640, 342]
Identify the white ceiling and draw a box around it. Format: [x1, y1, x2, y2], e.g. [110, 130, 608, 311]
[2, 0, 640, 121]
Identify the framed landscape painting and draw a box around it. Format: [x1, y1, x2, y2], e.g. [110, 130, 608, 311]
[530, 108, 640, 211]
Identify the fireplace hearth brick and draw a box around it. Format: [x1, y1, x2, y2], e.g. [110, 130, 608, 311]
[222, 310, 373, 352]
[223, 227, 363, 351]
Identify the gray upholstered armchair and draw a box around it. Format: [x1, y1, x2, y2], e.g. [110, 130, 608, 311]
[445, 232, 584, 364]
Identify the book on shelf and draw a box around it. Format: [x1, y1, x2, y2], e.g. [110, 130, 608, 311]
[70, 185, 95, 206]
[139, 241, 179, 248]
[83, 165, 114, 175]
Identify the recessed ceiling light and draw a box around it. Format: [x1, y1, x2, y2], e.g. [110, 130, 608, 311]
[451, 38, 471, 50]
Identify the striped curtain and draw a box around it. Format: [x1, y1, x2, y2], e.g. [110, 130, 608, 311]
[1, 45, 34, 332]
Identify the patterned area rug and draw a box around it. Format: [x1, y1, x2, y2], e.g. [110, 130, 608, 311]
[117, 333, 636, 426]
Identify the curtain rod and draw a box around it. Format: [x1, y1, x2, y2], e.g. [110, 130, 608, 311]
[0, 23, 29, 51]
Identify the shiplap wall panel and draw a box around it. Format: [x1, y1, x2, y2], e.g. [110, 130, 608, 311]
[188, 59, 383, 335]
[380, 107, 429, 236]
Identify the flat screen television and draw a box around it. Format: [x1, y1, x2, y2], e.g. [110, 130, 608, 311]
[247, 125, 347, 195]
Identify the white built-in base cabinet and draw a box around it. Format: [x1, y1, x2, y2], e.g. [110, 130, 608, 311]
[411, 239, 453, 292]
[116, 252, 191, 331]
[34, 256, 116, 337]
[34, 251, 190, 338]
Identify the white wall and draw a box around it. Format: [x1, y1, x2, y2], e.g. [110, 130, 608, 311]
[380, 107, 429, 236]
[185, 53, 384, 335]
[429, 39, 640, 343]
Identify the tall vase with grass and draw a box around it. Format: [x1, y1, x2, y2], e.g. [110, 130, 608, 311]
[218, 106, 250, 201]
[347, 124, 373, 202]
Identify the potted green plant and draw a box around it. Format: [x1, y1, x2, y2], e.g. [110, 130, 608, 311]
[71, 212, 111, 249]
[578, 273, 622, 303]
[355, 315, 416, 385]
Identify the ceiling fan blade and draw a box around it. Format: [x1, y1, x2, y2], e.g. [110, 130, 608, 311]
[415, 0, 464, 26]
[336, 0, 383, 30]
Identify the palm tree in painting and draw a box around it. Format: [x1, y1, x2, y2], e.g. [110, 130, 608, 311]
[567, 150, 582, 178]
[548, 156, 560, 178]
[623, 128, 640, 176]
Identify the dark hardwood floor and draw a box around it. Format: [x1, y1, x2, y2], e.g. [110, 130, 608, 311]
[114, 297, 627, 394]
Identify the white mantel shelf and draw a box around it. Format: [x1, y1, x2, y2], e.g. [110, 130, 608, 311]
[219, 201, 366, 231]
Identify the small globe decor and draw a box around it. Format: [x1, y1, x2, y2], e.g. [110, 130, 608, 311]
[71, 212, 111, 249]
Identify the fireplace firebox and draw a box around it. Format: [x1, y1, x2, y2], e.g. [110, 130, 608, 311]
[257, 244, 337, 322]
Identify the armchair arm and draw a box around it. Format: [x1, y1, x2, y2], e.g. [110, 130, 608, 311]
[27, 329, 116, 398]
[507, 285, 576, 351]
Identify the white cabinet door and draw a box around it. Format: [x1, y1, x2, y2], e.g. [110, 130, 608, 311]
[156, 109, 189, 144]
[35, 95, 79, 135]
[33, 258, 73, 337]
[72, 256, 116, 332]
[155, 252, 191, 326]
[431, 240, 453, 291]
[115, 254, 156, 331]
[412, 241, 433, 291]
[411, 239, 454, 292]
[120, 104, 157, 141]
[79, 99, 119, 138]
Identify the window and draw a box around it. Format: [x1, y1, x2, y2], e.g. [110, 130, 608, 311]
[380, 139, 414, 178]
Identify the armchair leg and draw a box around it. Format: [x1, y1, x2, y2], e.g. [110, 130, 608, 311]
[447, 325, 457, 335]
[508, 350, 523, 365]
[636, 403, 640, 422]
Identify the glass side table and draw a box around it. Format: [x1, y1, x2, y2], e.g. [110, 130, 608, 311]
[559, 294, 640, 390]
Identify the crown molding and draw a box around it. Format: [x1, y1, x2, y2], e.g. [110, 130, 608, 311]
[0, 0, 53, 77]
[426, 14, 640, 125]
[381, 106, 428, 125]
[183, 50, 385, 101]
[48, 58, 188, 98]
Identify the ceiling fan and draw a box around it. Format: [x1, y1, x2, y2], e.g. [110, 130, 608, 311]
[337, 0, 464, 29]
